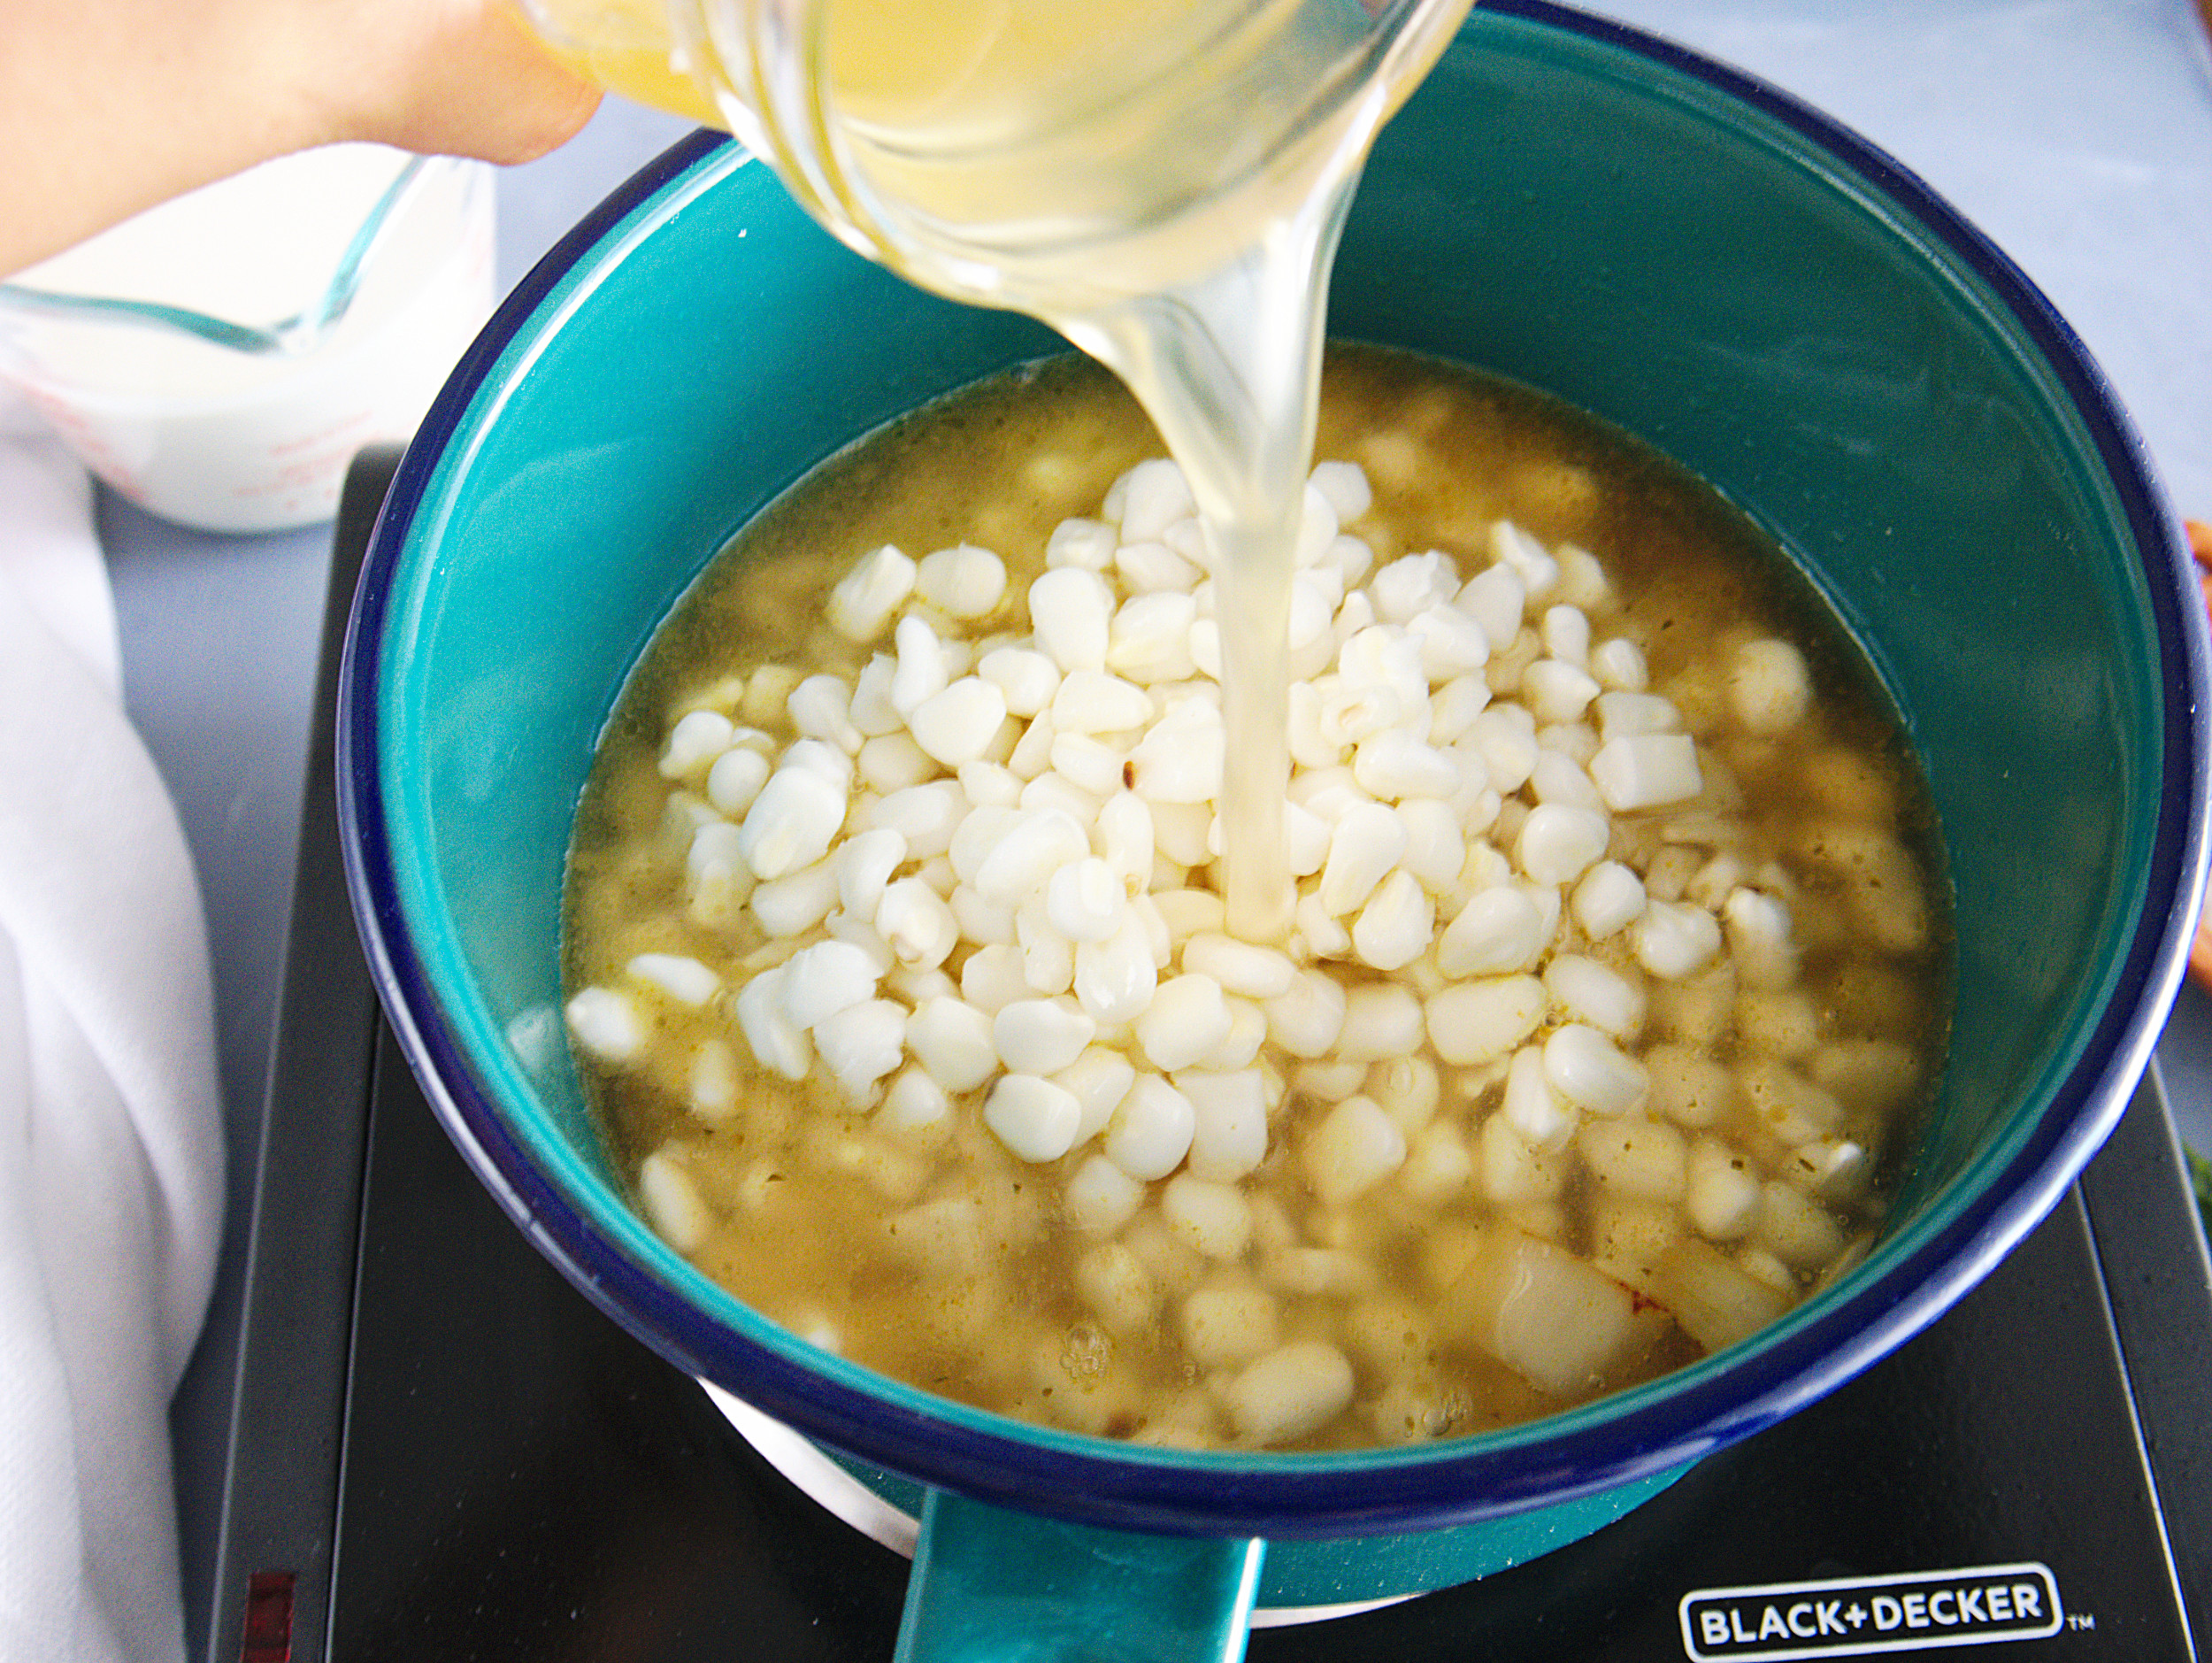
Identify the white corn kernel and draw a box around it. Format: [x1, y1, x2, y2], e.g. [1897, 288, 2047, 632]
[1097, 791, 1156, 891]
[733, 969, 811, 1081]
[1264, 970, 1348, 1059]
[1470, 709, 1537, 795]
[1293, 892, 1352, 961]
[872, 881, 956, 972]
[1352, 729, 1459, 801]
[1541, 604, 1591, 667]
[1136, 974, 1233, 1072]
[705, 746, 771, 817]
[878, 1067, 953, 1141]
[856, 732, 936, 794]
[1029, 568, 1113, 673]
[888, 614, 949, 717]
[738, 766, 847, 880]
[1149, 799, 1213, 867]
[1046, 517, 1117, 572]
[1502, 1046, 1575, 1151]
[1055, 1047, 1139, 1143]
[1371, 550, 1458, 623]
[828, 544, 917, 642]
[1756, 1180, 1847, 1270]
[1594, 690, 1679, 740]
[864, 781, 965, 859]
[1335, 984, 1425, 1062]
[1016, 904, 1079, 997]
[986, 1073, 1084, 1162]
[1543, 1023, 1648, 1116]
[1104, 1074, 1198, 1180]
[1308, 460, 1371, 523]
[1398, 1121, 1474, 1206]
[1589, 734, 1703, 811]
[833, 827, 907, 917]
[1436, 886, 1548, 977]
[907, 677, 1010, 767]
[1181, 1286, 1281, 1371]
[1479, 1105, 1567, 1202]
[1303, 1095, 1407, 1206]
[638, 1151, 712, 1253]
[1225, 1342, 1356, 1446]
[1045, 857, 1125, 943]
[1515, 804, 1609, 886]
[1723, 887, 1801, 990]
[1395, 798, 1464, 890]
[1182, 935, 1297, 1000]
[1161, 1175, 1254, 1260]
[749, 858, 840, 938]
[1073, 1241, 1156, 1333]
[1128, 698, 1225, 802]
[915, 543, 1008, 618]
[778, 941, 880, 1029]
[976, 647, 1062, 719]
[1457, 564, 1525, 648]
[1065, 1155, 1147, 1236]
[1571, 862, 1646, 939]
[995, 997, 1098, 1075]
[1731, 639, 1811, 734]
[1352, 871, 1433, 971]
[1073, 913, 1160, 1025]
[1317, 802, 1409, 915]
[1179, 1067, 1271, 1182]
[815, 999, 906, 1103]
[659, 710, 735, 782]
[1051, 668, 1153, 735]
[849, 655, 902, 736]
[789, 674, 863, 753]
[906, 996, 998, 1092]
[626, 953, 720, 1007]
[1296, 1060, 1368, 1103]
[1425, 974, 1547, 1066]
[1543, 954, 1644, 1040]
[689, 1039, 739, 1120]
[1522, 658, 1602, 724]
[1489, 520, 1559, 597]
[1632, 900, 1724, 980]
[971, 808, 1088, 905]
[951, 882, 1017, 947]
[1590, 638, 1648, 692]
[565, 987, 645, 1064]
[1114, 458, 1195, 541]
[1686, 1137, 1762, 1240]
[1578, 1117, 1687, 1201]
[1368, 1054, 1441, 1136]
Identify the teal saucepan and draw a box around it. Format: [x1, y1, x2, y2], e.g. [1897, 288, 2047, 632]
[335, 3, 2208, 1656]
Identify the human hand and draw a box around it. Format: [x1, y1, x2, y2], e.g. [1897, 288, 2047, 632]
[1, 0, 601, 276]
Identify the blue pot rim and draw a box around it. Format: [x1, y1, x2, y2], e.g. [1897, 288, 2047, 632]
[335, 0, 2211, 1541]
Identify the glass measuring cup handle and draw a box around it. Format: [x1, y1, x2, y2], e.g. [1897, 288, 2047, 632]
[895, 1489, 1267, 1663]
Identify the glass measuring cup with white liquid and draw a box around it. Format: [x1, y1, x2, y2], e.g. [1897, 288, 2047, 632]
[521, 0, 1475, 938]
[0, 147, 494, 534]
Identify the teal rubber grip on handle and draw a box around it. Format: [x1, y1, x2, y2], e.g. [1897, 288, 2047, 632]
[894, 1489, 1267, 1663]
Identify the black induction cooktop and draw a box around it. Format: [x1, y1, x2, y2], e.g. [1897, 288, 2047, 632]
[200, 449, 2212, 1662]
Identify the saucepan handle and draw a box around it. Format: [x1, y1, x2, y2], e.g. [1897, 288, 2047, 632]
[894, 1488, 1267, 1663]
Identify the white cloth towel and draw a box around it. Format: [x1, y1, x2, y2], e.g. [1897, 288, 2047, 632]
[0, 392, 222, 1663]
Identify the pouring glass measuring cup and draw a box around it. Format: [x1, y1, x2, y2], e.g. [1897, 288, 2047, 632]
[519, 0, 1471, 312]
[520, 0, 1475, 940]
